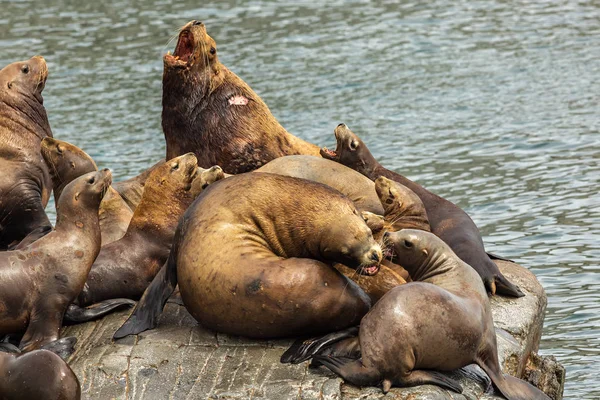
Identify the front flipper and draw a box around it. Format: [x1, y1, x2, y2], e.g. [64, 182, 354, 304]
[280, 326, 359, 364]
[39, 337, 77, 360]
[309, 337, 361, 368]
[0, 342, 21, 353]
[9, 224, 53, 250]
[392, 370, 463, 394]
[64, 299, 136, 324]
[312, 355, 381, 388]
[491, 273, 524, 298]
[486, 252, 514, 263]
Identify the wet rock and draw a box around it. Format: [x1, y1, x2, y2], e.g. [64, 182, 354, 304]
[61, 261, 563, 399]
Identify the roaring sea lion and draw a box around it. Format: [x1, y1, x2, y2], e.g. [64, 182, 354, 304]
[76, 155, 222, 306]
[256, 155, 384, 215]
[162, 20, 320, 173]
[309, 230, 550, 399]
[0, 56, 53, 249]
[41, 137, 133, 245]
[321, 123, 523, 297]
[0, 170, 110, 352]
[112, 159, 165, 211]
[114, 173, 382, 340]
[0, 349, 80, 400]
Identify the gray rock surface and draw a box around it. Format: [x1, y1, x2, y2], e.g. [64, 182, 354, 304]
[62, 261, 564, 400]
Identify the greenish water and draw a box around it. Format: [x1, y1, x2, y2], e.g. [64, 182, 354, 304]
[1, 1, 599, 398]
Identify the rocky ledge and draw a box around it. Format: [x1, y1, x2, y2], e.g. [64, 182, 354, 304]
[62, 260, 565, 400]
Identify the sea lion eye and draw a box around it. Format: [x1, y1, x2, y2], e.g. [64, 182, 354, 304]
[349, 140, 358, 151]
[88, 176, 96, 184]
[21, 65, 30, 74]
[210, 47, 216, 55]
[403, 240, 413, 248]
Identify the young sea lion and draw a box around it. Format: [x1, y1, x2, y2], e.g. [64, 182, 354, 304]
[114, 173, 382, 340]
[162, 20, 320, 173]
[76, 155, 223, 306]
[0, 349, 80, 400]
[0, 56, 53, 249]
[0, 170, 110, 352]
[321, 123, 523, 297]
[41, 137, 133, 245]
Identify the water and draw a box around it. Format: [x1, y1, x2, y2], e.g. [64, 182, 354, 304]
[1, 1, 598, 398]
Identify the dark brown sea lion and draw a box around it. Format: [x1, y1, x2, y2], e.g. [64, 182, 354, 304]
[311, 229, 550, 399]
[0, 170, 110, 352]
[0, 56, 53, 250]
[112, 159, 165, 211]
[321, 123, 523, 297]
[0, 349, 80, 400]
[76, 155, 222, 306]
[40, 137, 133, 245]
[114, 173, 383, 340]
[162, 20, 320, 173]
[256, 155, 384, 215]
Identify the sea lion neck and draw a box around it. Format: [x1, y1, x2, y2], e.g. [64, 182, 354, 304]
[0, 93, 52, 142]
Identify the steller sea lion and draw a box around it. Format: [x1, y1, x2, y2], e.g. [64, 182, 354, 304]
[112, 159, 166, 212]
[256, 155, 384, 215]
[0, 170, 110, 353]
[310, 230, 550, 399]
[0, 56, 53, 250]
[40, 137, 133, 245]
[162, 20, 320, 173]
[76, 155, 224, 306]
[0, 349, 80, 400]
[114, 173, 383, 340]
[320, 123, 523, 297]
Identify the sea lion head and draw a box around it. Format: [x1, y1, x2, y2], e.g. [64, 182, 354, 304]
[375, 176, 430, 231]
[146, 153, 199, 197]
[383, 229, 448, 280]
[0, 56, 48, 103]
[164, 21, 220, 80]
[190, 165, 226, 196]
[41, 137, 97, 189]
[58, 169, 112, 214]
[320, 123, 371, 174]
[320, 210, 383, 276]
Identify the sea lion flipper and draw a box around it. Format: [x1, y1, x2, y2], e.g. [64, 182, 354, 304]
[477, 356, 551, 400]
[8, 224, 53, 250]
[492, 273, 524, 298]
[0, 342, 21, 353]
[394, 370, 463, 394]
[280, 326, 359, 364]
[312, 355, 381, 388]
[64, 299, 136, 324]
[39, 337, 77, 360]
[486, 252, 514, 263]
[113, 254, 178, 339]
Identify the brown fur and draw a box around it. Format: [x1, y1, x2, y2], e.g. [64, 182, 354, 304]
[162, 21, 320, 173]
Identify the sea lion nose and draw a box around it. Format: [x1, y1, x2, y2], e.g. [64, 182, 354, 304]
[369, 250, 381, 263]
[192, 20, 203, 26]
[337, 123, 346, 129]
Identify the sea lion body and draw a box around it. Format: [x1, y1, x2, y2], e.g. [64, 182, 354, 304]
[112, 159, 165, 211]
[114, 173, 382, 340]
[41, 137, 133, 245]
[321, 123, 523, 297]
[256, 155, 384, 215]
[162, 21, 320, 173]
[0, 349, 80, 400]
[313, 230, 550, 399]
[0, 170, 110, 352]
[0, 57, 53, 249]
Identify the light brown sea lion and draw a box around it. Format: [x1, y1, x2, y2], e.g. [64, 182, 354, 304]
[162, 20, 320, 173]
[310, 230, 550, 399]
[321, 123, 524, 297]
[256, 155, 384, 215]
[0, 170, 110, 352]
[0, 56, 53, 249]
[40, 137, 133, 245]
[114, 173, 383, 340]
[0, 349, 80, 400]
[76, 155, 224, 306]
[112, 159, 165, 211]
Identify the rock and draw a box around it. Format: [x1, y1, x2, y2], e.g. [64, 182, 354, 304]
[61, 262, 563, 399]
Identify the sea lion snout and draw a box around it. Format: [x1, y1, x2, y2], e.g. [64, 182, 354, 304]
[191, 20, 203, 26]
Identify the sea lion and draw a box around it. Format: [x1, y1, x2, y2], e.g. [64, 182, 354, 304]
[0, 170, 110, 352]
[114, 173, 382, 340]
[76, 155, 223, 306]
[308, 230, 550, 399]
[321, 123, 523, 297]
[256, 155, 384, 215]
[0, 56, 53, 249]
[41, 137, 133, 245]
[112, 159, 166, 211]
[0, 349, 80, 400]
[162, 20, 320, 173]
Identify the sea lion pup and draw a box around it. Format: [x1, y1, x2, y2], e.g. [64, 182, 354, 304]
[162, 20, 320, 173]
[112, 159, 166, 211]
[114, 173, 383, 340]
[309, 230, 550, 399]
[0, 350, 81, 400]
[0, 170, 111, 353]
[0, 56, 53, 250]
[76, 154, 221, 306]
[321, 123, 523, 298]
[256, 155, 384, 215]
[40, 137, 133, 245]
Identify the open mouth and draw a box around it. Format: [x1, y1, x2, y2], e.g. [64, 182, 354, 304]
[165, 30, 194, 67]
[320, 147, 338, 160]
[359, 264, 380, 276]
[383, 247, 395, 260]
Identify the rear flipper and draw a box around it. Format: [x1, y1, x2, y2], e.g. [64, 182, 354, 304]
[64, 298, 136, 324]
[39, 337, 77, 360]
[486, 252, 514, 263]
[113, 254, 178, 339]
[391, 370, 463, 394]
[0, 342, 21, 353]
[312, 355, 381, 388]
[309, 337, 361, 368]
[280, 326, 359, 364]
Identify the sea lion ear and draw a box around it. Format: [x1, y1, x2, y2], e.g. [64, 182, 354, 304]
[422, 249, 428, 256]
[7, 82, 12, 89]
[74, 192, 80, 201]
[349, 139, 358, 151]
